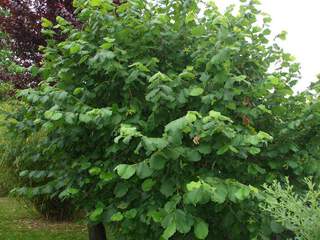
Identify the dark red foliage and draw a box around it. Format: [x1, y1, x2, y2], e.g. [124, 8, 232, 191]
[0, 70, 39, 89]
[0, 0, 76, 65]
[0, 0, 77, 88]
[0, 0, 122, 89]
[113, 0, 121, 5]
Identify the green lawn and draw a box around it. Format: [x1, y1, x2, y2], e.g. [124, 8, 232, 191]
[0, 198, 87, 240]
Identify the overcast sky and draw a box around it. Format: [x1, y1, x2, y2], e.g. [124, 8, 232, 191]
[214, 0, 320, 92]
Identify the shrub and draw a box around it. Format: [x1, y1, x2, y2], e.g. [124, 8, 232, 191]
[0, 99, 76, 220]
[261, 178, 320, 240]
[9, 0, 320, 239]
[0, 82, 14, 100]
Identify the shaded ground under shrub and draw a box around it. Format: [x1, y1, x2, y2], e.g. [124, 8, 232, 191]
[0, 197, 87, 240]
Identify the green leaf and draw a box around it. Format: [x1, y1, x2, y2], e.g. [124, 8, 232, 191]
[111, 212, 123, 222]
[249, 147, 261, 155]
[101, 42, 113, 49]
[217, 145, 230, 155]
[211, 184, 228, 204]
[197, 144, 212, 155]
[208, 48, 229, 67]
[89, 167, 101, 176]
[124, 209, 137, 219]
[257, 131, 273, 141]
[184, 188, 204, 206]
[65, 112, 76, 124]
[115, 164, 136, 179]
[79, 113, 92, 123]
[194, 220, 209, 239]
[99, 172, 114, 182]
[136, 162, 153, 179]
[89, 207, 104, 221]
[160, 180, 176, 197]
[190, 87, 204, 97]
[114, 183, 129, 198]
[185, 150, 201, 162]
[270, 221, 284, 234]
[162, 223, 176, 240]
[164, 195, 181, 213]
[150, 153, 166, 170]
[41, 18, 53, 28]
[89, 0, 102, 7]
[142, 179, 156, 192]
[44, 111, 63, 121]
[142, 137, 168, 153]
[104, 51, 115, 59]
[175, 209, 194, 234]
[179, 71, 195, 80]
[278, 31, 287, 40]
[70, 43, 81, 54]
[234, 187, 251, 201]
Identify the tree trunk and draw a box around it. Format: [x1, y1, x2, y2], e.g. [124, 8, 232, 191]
[88, 223, 107, 240]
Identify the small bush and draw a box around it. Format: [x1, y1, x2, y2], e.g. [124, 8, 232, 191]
[0, 82, 14, 100]
[0, 100, 76, 220]
[260, 178, 320, 240]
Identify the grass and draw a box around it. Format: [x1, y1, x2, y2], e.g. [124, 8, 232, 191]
[0, 197, 87, 240]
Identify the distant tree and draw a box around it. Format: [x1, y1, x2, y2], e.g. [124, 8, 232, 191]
[0, 0, 76, 64]
[0, 0, 76, 88]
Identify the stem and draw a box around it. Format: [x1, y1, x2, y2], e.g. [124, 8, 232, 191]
[88, 223, 107, 240]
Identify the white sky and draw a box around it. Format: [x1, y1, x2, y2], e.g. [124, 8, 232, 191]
[214, 0, 320, 91]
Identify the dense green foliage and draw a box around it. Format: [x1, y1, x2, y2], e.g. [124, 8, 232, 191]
[0, 106, 77, 220]
[261, 178, 320, 240]
[0, 99, 19, 196]
[0, 92, 76, 220]
[0, 82, 14, 100]
[7, 0, 320, 239]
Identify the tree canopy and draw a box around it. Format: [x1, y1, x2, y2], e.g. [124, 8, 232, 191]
[7, 0, 320, 239]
